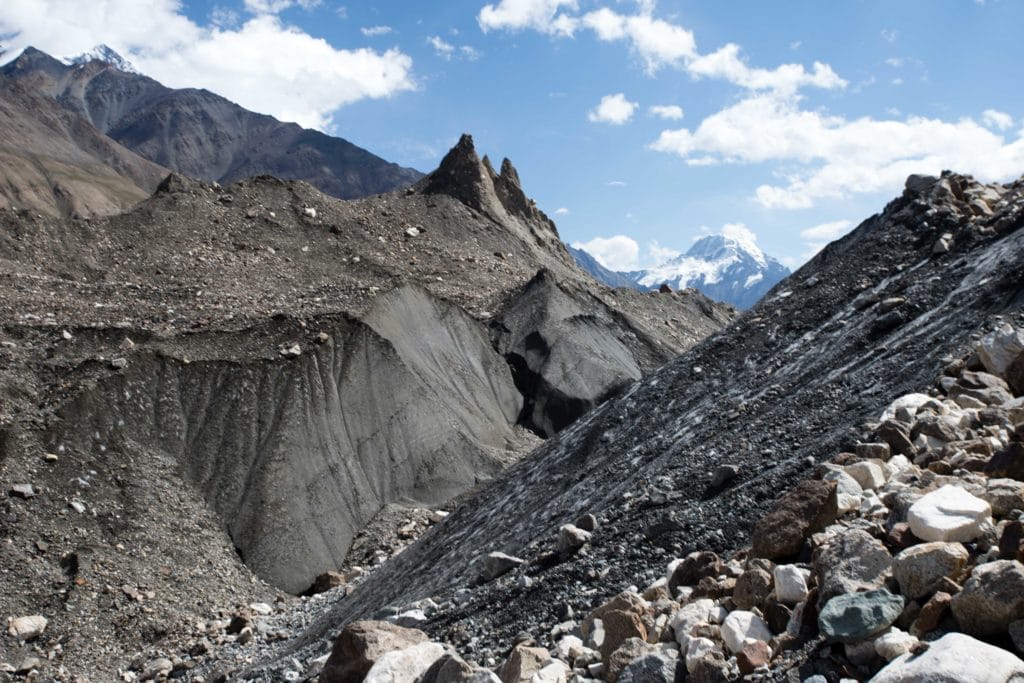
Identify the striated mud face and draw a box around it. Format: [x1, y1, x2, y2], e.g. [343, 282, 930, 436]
[45, 302, 527, 594]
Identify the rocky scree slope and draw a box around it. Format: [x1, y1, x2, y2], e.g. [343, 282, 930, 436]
[221, 171, 1024, 678]
[0, 136, 728, 677]
[0, 47, 423, 201]
[252, 321, 1024, 683]
[0, 77, 167, 217]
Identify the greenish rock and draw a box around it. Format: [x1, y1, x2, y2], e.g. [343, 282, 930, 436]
[818, 589, 905, 643]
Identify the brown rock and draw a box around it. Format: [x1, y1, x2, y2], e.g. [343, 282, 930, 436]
[733, 568, 773, 610]
[598, 610, 648, 662]
[308, 571, 346, 595]
[885, 522, 918, 551]
[999, 521, 1024, 561]
[226, 610, 253, 635]
[320, 620, 428, 683]
[668, 551, 723, 592]
[605, 637, 652, 683]
[986, 443, 1024, 481]
[498, 645, 551, 683]
[897, 600, 923, 630]
[763, 600, 792, 635]
[692, 576, 732, 600]
[751, 479, 838, 560]
[737, 639, 772, 675]
[911, 591, 951, 637]
[582, 591, 646, 639]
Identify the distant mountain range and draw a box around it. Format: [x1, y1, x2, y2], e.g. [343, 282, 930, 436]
[571, 232, 791, 308]
[0, 45, 422, 216]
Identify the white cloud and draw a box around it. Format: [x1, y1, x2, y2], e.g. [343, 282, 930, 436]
[244, 0, 321, 14]
[360, 25, 392, 36]
[687, 43, 844, 93]
[478, 0, 579, 35]
[885, 57, 903, 67]
[649, 91, 1024, 209]
[428, 35, 455, 59]
[427, 35, 480, 61]
[789, 40, 801, 50]
[588, 93, 638, 125]
[649, 104, 683, 120]
[606, 180, 627, 187]
[982, 109, 1014, 131]
[210, 6, 240, 28]
[554, 207, 570, 215]
[718, 223, 762, 251]
[646, 240, 680, 265]
[799, 219, 852, 241]
[881, 28, 898, 43]
[581, 7, 696, 72]
[571, 235, 641, 271]
[478, 3, 846, 93]
[0, 0, 414, 131]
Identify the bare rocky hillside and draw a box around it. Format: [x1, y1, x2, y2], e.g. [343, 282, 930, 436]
[0, 135, 730, 679]
[208, 171, 1024, 681]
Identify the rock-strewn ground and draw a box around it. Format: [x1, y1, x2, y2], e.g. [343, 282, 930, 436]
[0, 137, 730, 679]
[211, 171, 1024, 681]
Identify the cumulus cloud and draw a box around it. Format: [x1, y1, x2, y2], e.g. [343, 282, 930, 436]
[588, 93, 638, 125]
[649, 104, 683, 120]
[0, 0, 414, 131]
[572, 235, 641, 271]
[427, 35, 481, 61]
[244, 0, 321, 14]
[360, 25, 392, 36]
[646, 240, 680, 265]
[477, 1, 846, 91]
[799, 219, 853, 241]
[982, 109, 1014, 131]
[478, 0, 579, 35]
[554, 207, 570, 215]
[687, 43, 843, 93]
[650, 92, 1024, 209]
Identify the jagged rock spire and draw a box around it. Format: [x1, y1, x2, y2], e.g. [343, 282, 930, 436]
[417, 133, 551, 225]
[417, 134, 495, 213]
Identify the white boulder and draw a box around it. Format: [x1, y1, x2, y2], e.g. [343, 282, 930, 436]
[871, 631, 1024, 682]
[845, 461, 888, 490]
[721, 611, 771, 654]
[363, 642, 445, 683]
[907, 485, 992, 542]
[772, 565, 809, 605]
[978, 323, 1024, 379]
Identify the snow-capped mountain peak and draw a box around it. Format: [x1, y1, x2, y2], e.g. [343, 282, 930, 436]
[64, 45, 139, 74]
[684, 232, 768, 269]
[569, 228, 790, 309]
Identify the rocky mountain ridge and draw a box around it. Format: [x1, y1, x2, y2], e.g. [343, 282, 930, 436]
[0, 47, 423, 214]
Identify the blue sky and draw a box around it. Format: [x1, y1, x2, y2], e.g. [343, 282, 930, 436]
[3, 1, 1023, 270]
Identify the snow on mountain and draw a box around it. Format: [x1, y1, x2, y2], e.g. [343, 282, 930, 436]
[571, 227, 790, 308]
[630, 232, 790, 308]
[64, 44, 139, 74]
